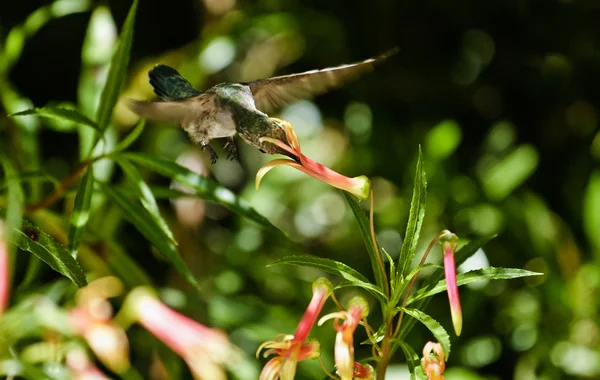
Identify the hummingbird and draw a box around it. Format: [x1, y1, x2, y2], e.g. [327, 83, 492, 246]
[128, 49, 397, 163]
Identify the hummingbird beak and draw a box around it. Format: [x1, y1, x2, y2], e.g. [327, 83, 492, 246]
[255, 118, 371, 200]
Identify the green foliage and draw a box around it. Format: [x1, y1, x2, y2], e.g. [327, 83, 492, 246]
[15, 220, 87, 287]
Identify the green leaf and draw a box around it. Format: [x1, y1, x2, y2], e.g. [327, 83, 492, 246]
[99, 183, 201, 291]
[397, 147, 427, 278]
[114, 119, 145, 152]
[407, 267, 542, 305]
[120, 152, 275, 228]
[405, 263, 440, 285]
[342, 191, 387, 294]
[269, 255, 387, 303]
[95, 0, 138, 134]
[398, 307, 451, 360]
[0, 154, 24, 253]
[116, 158, 177, 245]
[0, 171, 60, 191]
[0, 359, 54, 380]
[9, 107, 100, 132]
[396, 341, 420, 380]
[67, 165, 95, 257]
[14, 220, 87, 288]
[583, 170, 600, 254]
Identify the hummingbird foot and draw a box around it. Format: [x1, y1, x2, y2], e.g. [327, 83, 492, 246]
[224, 139, 238, 161]
[201, 142, 218, 164]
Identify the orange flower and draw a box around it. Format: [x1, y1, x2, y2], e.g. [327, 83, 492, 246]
[256, 118, 371, 200]
[422, 341, 445, 380]
[318, 296, 369, 380]
[257, 278, 333, 380]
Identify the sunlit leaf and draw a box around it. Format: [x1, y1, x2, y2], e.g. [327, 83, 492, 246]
[343, 192, 387, 293]
[481, 144, 539, 200]
[0, 0, 90, 73]
[269, 255, 387, 303]
[397, 147, 427, 279]
[407, 267, 542, 305]
[116, 157, 177, 245]
[10, 107, 100, 132]
[67, 165, 95, 257]
[14, 220, 87, 288]
[583, 171, 600, 253]
[120, 152, 275, 228]
[114, 119, 145, 152]
[99, 183, 201, 291]
[95, 0, 138, 135]
[398, 307, 451, 360]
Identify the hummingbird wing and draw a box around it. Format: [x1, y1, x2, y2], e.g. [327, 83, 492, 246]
[248, 48, 397, 113]
[148, 64, 202, 101]
[127, 95, 217, 126]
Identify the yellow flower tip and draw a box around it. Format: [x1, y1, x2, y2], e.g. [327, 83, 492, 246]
[348, 175, 371, 200]
[453, 313, 463, 337]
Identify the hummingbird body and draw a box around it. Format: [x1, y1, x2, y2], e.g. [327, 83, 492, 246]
[128, 49, 396, 162]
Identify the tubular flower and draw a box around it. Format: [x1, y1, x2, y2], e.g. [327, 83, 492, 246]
[0, 221, 8, 316]
[124, 287, 243, 380]
[318, 296, 370, 380]
[439, 230, 462, 336]
[68, 277, 130, 374]
[257, 278, 333, 380]
[421, 341, 445, 380]
[256, 118, 371, 200]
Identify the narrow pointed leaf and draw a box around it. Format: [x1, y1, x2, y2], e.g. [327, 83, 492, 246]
[1, 154, 24, 252]
[99, 183, 201, 291]
[397, 147, 427, 278]
[95, 0, 137, 134]
[9, 107, 99, 132]
[396, 341, 420, 380]
[120, 152, 275, 228]
[408, 267, 542, 305]
[67, 165, 95, 257]
[116, 158, 177, 245]
[399, 307, 451, 360]
[342, 191, 387, 292]
[14, 220, 87, 288]
[114, 119, 145, 152]
[269, 255, 387, 303]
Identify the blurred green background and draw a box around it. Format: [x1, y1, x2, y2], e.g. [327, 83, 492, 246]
[1, 0, 600, 379]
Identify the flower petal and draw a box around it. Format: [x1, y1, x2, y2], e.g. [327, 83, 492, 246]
[255, 159, 302, 190]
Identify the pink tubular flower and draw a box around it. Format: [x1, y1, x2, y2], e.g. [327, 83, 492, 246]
[257, 278, 333, 380]
[439, 230, 462, 336]
[421, 341, 445, 380]
[318, 296, 370, 380]
[0, 221, 9, 316]
[125, 287, 242, 380]
[256, 118, 371, 200]
[66, 349, 111, 380]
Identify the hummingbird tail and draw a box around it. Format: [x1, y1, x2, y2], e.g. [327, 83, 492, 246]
[148, 64, 202, 101]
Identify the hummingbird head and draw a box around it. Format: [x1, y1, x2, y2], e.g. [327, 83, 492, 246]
[211, 83, 257, 111]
